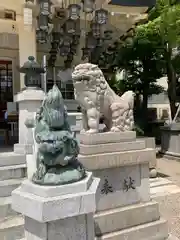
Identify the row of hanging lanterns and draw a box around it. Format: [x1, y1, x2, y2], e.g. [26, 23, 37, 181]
[25, 0, 111, 66]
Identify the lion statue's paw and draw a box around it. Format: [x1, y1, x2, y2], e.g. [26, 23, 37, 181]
[86, 129, 99, 134]
[80, 129, 86, 134]
[110, 126, 123, 132]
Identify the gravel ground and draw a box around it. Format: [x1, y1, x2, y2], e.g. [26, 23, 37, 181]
[155, 193, 180, 238]
[155, 157, 180, 239]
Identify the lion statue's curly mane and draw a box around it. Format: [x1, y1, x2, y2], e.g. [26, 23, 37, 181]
[72, 63, 135, 133]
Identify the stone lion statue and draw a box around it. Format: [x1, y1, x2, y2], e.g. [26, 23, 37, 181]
[72, 63, 135, 133]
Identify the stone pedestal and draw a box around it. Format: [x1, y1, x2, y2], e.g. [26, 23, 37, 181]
[160, 123, 180, 159]
[79, 131, 169, 240]
[14, 88, 45, 154]
[12, 172, 99, 240]
[68, 112, 157, 177]
[138, 136, 157, 177]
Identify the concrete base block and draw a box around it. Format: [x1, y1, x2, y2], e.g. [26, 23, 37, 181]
[94, 201, 160, 236]
[0, 215, 24, 240]
[79, 131, 136, 145]
[93, 164, 150, 212]
[159, 150, 180, 160]
[0, 164, 26, 181]
[95, 218, 168, 240]
[80, 140, 146, 155]
[79, 148, 156, 170]
[12, 172, 100, 240]
[14, 143, 33, 155]
[0, 178, 24, 197]
[0, 151, 26, 167]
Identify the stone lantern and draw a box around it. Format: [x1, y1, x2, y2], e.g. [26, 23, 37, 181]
[19, 56, 45, 89]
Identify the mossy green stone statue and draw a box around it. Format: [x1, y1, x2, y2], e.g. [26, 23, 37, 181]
[30, 84, 86, 185]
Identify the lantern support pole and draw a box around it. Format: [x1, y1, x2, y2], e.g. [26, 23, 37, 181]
[42, 55, 47, 93]
[53, 66, 56, 85]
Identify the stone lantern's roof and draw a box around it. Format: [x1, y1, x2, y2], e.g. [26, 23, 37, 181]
[19, 56, 45, 74]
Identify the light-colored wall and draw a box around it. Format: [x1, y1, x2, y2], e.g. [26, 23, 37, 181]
[0, 0, 84, 96]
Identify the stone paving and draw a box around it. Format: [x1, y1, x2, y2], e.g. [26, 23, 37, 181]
[154, 157, 180, 239]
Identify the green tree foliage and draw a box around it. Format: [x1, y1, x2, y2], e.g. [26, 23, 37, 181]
[113, 27, 165, 133]
[135, 0, 180, 119]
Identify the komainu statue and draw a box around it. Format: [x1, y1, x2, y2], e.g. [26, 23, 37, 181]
[27, 85, 86, 185]
[72, 63, 135, 133]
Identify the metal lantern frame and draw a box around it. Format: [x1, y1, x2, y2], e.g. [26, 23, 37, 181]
[51, 31, 60, 43]
[24, 0, 36, 9]
[51, 41, 59, 50]
[104, 30, 113, 40]
[68, 4, 81, 20]
[39, 0, 50, 16]
[38, 14, 49, 31]
[86, 32, 97, 49]
[59, 45, 71, 57]
[91, 22, 101, 38]
[25, 0, 34, 3]
[82, 0, 95, 13]
[95, 8, 108, 25]
[65, 19, 77, 34]
[36, 28, 48, 43]
[82, 47, 91, 60]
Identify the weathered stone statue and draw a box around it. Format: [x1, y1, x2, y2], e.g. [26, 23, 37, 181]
[26, 84, 86, 185]
[72, 63, 135, 133]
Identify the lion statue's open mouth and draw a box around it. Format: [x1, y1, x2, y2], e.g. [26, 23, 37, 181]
[72, 63, 135, 134]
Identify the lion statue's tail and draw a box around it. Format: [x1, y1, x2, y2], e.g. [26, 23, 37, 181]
[110, 91, 135, 132]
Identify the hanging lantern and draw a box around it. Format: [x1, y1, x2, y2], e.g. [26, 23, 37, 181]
[51, 31, 60, 43]
[24, 0, 35, 9]
[38, 14, 49, 31]
[73, 35, 80, 45]
[91, 22, 101, 38]
[82, 0, 95, 13]
[104, 30, 112, 40]
[54, 6, 66, 19]
[59, 45, 71, 56]
[49, 48, 58, 56]
[95, 9, 108, 25]
[97, 38, 103, 47]
[48, 56, 56, 67]
[71, 44, 77, 54]
[25, 0, 34, 4]
[65, 19, 76, 34]
[67, 52, 74, 62]
[68, 4, 81, 20]
[51, 41, 59, 50]
[36, 29, 48, 43]
[86, 33, 97, 49]
[70, 19, 81, 37]
[24, 8, 33, 27]
[39, 0, 50, 15]
[50, 55, 57, 61]
[63, 35, 72, 46]
[81, 47, 91, 60]
[58, 27, 64, 35]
